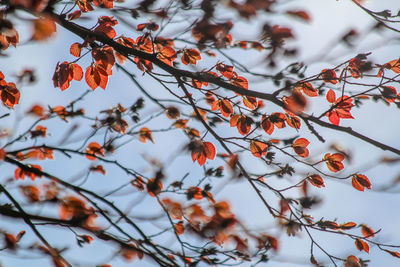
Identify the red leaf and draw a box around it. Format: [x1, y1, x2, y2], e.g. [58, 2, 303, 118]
[361, 224, 375, 238]
[308, 174, 325, 188]
[321, 69, 338, 84]
[292, 138, 310, 158]
[324, 153, 345, 172]
[261, 115, 274, 135]
[355, 239, 369, 253]
[326, 89, 336, 103]
[139, 127, 154, 143]
[384, 249, 400, 258]
[345, 255, 360, 267]
[250, 141, 268, 158]
[146, 178, 163, 197]
[286, 10, 311, 22]
[181, 48, 201, 65]
[85, 142, 104, 160]
[70, 42, 82, 57]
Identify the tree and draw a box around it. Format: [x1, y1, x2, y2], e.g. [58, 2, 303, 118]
[0, 0, 400, 266]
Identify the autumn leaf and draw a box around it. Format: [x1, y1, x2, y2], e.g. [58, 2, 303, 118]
[361, 224, 375, 238]
[186, 186, 203, 200]
[307, 174, 325, 188]
[351, 174, 371, 191]
[320, 69, 338, 84]
[32, 17, 56, 41]
[53, 61, 83, 90]
[139, 127, 154, 143]
[261, 115, 274, 135]
[292, 138, 310, 158]
[70, 42, 83, 57]
[90, 165, 106, 175]
[181, 48, 201, 65]
[345, 255, 360, 267]
[158, 46, 177, 65]
[216, 63, 235, 79]
[324, 153, 345, 172]
[175, 222, 184, 235]
[85, 142, 104, 160]
[339, 222, 357, 230]
[355, 239, 369, 253]
[85, 64, 108, 90]
[286, 10, 311, 22]
[30, 125, 47, 138]
[162, 198, 183, 220]
[15, 165, 42, 180]
[146, 178, 163, 197]
[20, 185, 40, 202]
[230, 76, 248, 90]
[137, 22, 159, 31]
[67, 10, 82, 20]
[243, 96, 258, 110]
[189, 140, 216, 166]
[384, 249, 400, 258]
[0, 27, 19, 50]
[211, 99, 233, 117]
[166, 106, 181, 119]
[250, 141, 268, 158]
[94, 16, 118, 39]
[230, 114, 252, 135]
[0, 81, 20, 107]
[295, 82, 318, 97]
[325, 89, 354, 125]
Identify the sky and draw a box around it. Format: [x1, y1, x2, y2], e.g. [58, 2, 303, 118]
[1, 0, 400, 266]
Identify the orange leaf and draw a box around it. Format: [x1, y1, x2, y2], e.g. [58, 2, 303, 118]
[231, 115, 252, 135]
[296, 82, 318, 97]
[345, 255, 360, 267]
[67, 10, 81, 20]
[243, 96, 258, 110]
[190, 140, 216, 166]
[286, 10, 311, 22]
[158, 46, 177, 65]
[385, 59, 400, 74]
[15, 165, 42, 181]
[85, 64, 108, 90]
[146, 178, 163, 197]
[90, 165, 106, 175]
[0, 82, 20, 107]
[231, 76, 248, 90]
[181, 48, 201, 65]
[32, 17, 56, 41]
[187, 186, 203, 200]
[250, 141, 268, 158]
[261, 115, 274, 135]
[216, 63, 235, 79]
[85, 142, 104, 160]
[292, 138, 310, 158]
[355, 239, 369, 253]
[70, 42, 82, 57]
[361, 224, 375, 238]
[339, 222, 357, 230]
[139, 127, 154, 143]
[203, 142, 216, 160]
[384, 249, 400, 258]
[162, 198, 183, 220]
[175, 222, 184, 235]
[321, 69, 338, 84]
[326, 89, 336, 103]
[324, 153, 344, 172]
[352, 174, 371, 191]
[308, 174, 325, 188]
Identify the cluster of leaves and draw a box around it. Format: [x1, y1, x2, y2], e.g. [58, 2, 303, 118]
[1, 0, 400, 267]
